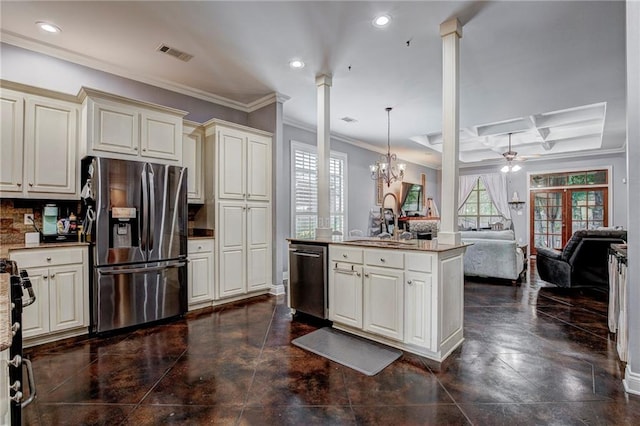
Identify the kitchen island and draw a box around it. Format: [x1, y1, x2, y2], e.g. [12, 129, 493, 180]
[288, 237, 469, 362]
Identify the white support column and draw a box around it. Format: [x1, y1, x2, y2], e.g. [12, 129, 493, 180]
[316, 74, 333, 239]
[438, 18, 463, 246]
[623, 0, 640, 396]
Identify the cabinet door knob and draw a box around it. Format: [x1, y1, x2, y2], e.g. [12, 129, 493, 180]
[134, 147, 138, 151]
[142, 148, 147, 152]
[342, 254, 347, 258]
[16, 183, 21, 187]
[43, 275, 48, 279]
[46, 257, 52, 261]
[356, 272, 361, 277]
[198, 246, 202, 250]
[50, 274, 55, 279]
[9, 391, 23, 404]
[364, 273, 369, 278]
[407, 280, 413, 285]
[28, 183, 33, 187]
[380, 258, 386, 262]
[8, 354, 22, 367]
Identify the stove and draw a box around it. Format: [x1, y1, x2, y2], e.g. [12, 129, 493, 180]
[1, 259, 37, 425]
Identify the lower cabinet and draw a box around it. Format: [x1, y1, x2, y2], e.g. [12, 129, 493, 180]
[330, 262, 363, 328]
[363, 266, 404, 341]
[187, 239, 215, 310]
[404, 271, 434, 348]
[9, 246, 89, 345]
[217, 201, 271, 300]
[328, 244, 466, 362]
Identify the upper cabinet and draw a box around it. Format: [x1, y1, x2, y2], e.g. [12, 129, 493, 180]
[207, 122, 271, 202]
[1, 87, 79, 199]
[182, 122, 204, 204]
[79, 88, 186, 164]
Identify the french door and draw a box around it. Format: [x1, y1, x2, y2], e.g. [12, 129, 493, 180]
[530, 187, 608, 255]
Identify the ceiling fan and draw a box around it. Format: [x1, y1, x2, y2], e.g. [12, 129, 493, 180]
[500, 133, 523, 173]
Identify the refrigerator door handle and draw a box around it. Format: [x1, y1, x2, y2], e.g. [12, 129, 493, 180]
[98, 260, 187, 276]
[148, 166, 156, 253]
[141, 164, 149, 254]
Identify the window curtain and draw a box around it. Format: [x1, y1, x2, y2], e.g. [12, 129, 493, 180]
[458, 174, 480, 209]
[480, 173, 511, 220]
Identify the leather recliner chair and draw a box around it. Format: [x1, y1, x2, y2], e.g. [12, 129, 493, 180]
[536, 229, 627, 289]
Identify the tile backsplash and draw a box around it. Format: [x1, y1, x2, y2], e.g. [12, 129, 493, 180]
[1, 199, 80, 245]
[2, 200, 208, 245]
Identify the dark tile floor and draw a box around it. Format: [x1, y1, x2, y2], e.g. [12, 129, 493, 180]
[22, 261, 640, 425]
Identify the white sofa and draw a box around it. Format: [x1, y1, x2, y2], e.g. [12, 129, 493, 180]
[460, 230, 525, 283]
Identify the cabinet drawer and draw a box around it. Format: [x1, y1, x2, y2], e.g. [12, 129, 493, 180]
[364, 249, 404, 269]
[405, 252, 433, 273]
[11, 246, 85, 268]
[330, 246, 363, 264]
[188, 239, 214, 254]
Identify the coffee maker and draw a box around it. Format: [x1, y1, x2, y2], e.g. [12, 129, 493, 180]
[42, 204, 58, 237]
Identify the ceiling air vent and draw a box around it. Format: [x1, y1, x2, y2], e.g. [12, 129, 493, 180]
[341, 116, 358, 123]
[156, 43, 194, 62]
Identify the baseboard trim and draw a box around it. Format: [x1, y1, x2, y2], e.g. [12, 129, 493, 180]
[624, 364, 640, 396]
[270, 283, 286, 296]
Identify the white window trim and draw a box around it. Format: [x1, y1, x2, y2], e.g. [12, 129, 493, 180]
[290, 140, 348, 237]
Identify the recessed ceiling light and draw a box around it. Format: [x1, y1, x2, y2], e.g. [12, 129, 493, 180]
[373, 15, 391, 28]
[36, 21, 61, 33]
[289, 59, 305, 69]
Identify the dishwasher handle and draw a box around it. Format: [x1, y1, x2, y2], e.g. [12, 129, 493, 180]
[290, 251, 321, 258]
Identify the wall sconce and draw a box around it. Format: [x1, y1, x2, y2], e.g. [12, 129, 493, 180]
[508, 192, 525, 214]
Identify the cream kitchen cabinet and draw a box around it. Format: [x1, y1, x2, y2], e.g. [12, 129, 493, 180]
[330, 247, 405, 342]
[80, 88, 186, 164]
[0, 88, 24, 193]
[187, 239, 214, 310]
[328, 243, 466, 362]
[200, 120, 273, 302]
[1, 88, 79, 199]
[182, 122, 204, 204]
[363, 266, 404, 342]
[330, 261, 363, 328]
[208, 123, 271, 202]
[217, 201, 271, 299]
[10, 246, 89, 346]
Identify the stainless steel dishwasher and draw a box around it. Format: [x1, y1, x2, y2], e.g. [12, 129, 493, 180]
[289, 243, 328, 319]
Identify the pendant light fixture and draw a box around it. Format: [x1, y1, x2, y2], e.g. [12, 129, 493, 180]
[370, 107, 406, 186]
[500, 133, 522, 173]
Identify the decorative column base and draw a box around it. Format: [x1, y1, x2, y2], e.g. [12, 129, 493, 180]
[624, 364, 640, 396]
[315, 227, 333, 239]
[438, 231, 461, 246]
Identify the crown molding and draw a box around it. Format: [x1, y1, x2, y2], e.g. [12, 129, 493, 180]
[1, 30, 265, 113]
[246, 92, 290, 112]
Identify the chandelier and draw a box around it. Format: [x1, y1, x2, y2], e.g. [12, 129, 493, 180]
[369, 107, 406, 187]
[500, 133, 522, 173]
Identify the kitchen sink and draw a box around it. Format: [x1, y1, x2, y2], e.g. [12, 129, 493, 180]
[345, 239, 418, 247]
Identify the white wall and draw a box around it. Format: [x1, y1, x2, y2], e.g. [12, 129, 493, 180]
[458, 152, 627, 245]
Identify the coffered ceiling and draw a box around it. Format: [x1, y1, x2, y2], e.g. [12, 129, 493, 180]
[0, 1, 627, 168]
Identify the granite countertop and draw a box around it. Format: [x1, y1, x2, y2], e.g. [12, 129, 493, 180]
[0, 241, 90, 258]
[287, 236, 470, 253]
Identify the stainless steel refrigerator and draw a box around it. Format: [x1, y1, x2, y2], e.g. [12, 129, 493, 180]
[84, 157, 188, 333]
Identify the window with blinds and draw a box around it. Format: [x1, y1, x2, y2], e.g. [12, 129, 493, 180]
[291, 142, 347, 238]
